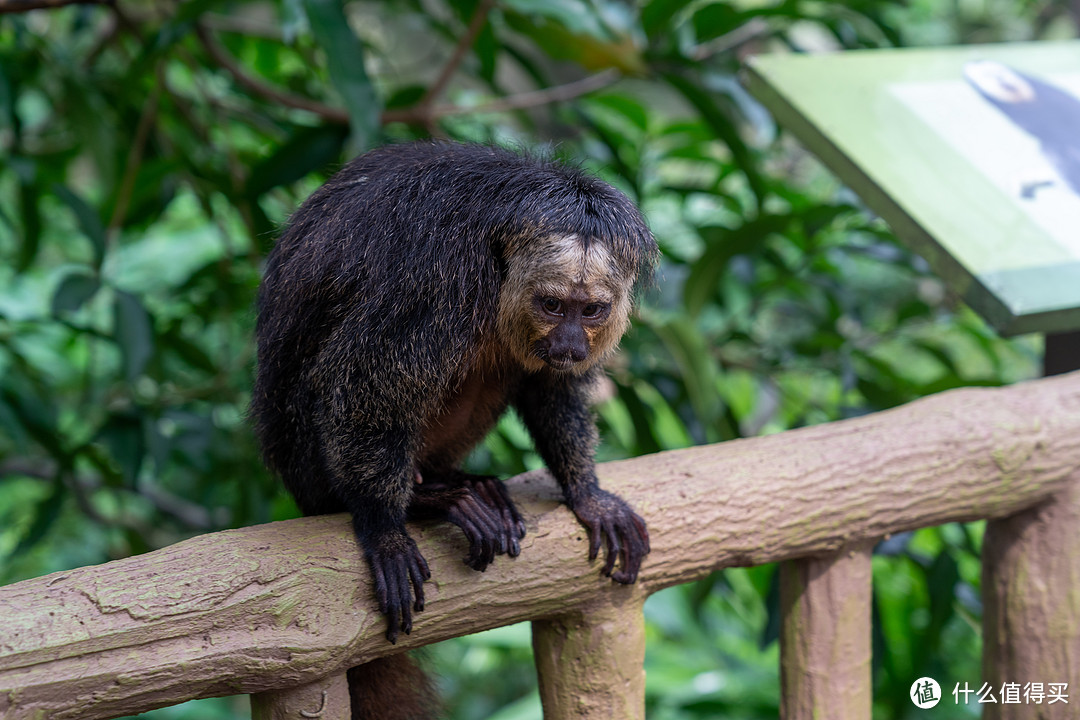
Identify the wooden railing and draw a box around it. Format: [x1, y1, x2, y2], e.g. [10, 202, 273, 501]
[3, 372, 1080, 720]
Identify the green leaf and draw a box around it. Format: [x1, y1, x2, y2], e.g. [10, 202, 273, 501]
[245, 124, 348, 198]
[691, 3, 741, 43]
[303, 0, 382, 151]
[0, 383, 63, 457]
[641, 0, 694, 40]
[16, 171, 41, 272]
[113, 291, 154, 382]
[7, 481, 67, 559]
[588, 93, 648, 131]
[97, 412, 146, 487]
[663, 72, 766, 205]
[161, 324, 217, 374]
[613, 381, 661, 455]
[51, 272, 101, 316]
[503, 10, 645, 74]
[385, 85, 427, 110]
[649, 316, 725, 438]
[148, 0, 221, 54]
[474, 22, 499, 84]
[52, 184, 107, 268]
[0, 392, 28, 451]
[502, 0, 609, 38]
[683, 219, 779, 317]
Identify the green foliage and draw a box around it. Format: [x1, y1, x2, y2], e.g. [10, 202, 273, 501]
[0, 0, 1067, 718]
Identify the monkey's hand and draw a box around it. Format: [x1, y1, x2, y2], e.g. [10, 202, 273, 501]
[361, 528, 431, 644]
[410, 475, 527, 572]
[568, 487, 650, 584]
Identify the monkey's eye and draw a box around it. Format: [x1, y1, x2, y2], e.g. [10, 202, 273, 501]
[541, 297, 563, 315]
[583, 303, 607, 318]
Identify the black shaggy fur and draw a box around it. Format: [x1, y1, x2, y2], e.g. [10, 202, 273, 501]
[251, 142, 657, 720]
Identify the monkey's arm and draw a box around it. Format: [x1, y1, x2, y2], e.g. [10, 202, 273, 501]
[514, 371, 650, 583]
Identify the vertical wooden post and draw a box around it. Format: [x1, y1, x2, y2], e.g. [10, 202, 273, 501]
[532, 592, 647, 720]
[779, 543, 874, 720]
[983, 482, 1080, 720]
[251, 672, 351, 720]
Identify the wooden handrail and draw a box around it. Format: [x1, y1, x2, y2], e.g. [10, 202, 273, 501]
[3, 372, 1080, 719]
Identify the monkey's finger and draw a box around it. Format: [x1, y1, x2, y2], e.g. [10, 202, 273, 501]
[485, 478, 527, 540]
[417, 550, 431, 581]
[448, 509, 482, 556]
[624, 546, 641, 583]
[500, 506, 524, 552]
[469, 483, 511, 555]
[477, 499, 508, 557]
[612, 541, 639, 583]
[612, 528, 645, 584]
[632, 514, 651, 554]
[372, 563, 390, 614]
[586, 520, 602, 561]
[462, 496, 499, 567]
[461, 494, 501, 542]
[601, 523, 620, 577]
[409, 563, 427, 613]
[396, 566, 413, 636]
[450, 504, 496, 571]
[383, 576, 401, 644]
[617, 530, 631, 578]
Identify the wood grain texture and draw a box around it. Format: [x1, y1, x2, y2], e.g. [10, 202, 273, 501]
[780, 544, 873, 719]
[251, 673, 350, 720]
[983, 482, 1080, 719]
[2, 372, 1080, 719]
[533, 596, 646, 719]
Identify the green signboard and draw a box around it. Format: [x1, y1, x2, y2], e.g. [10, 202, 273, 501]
[743, 41, 1080, 336]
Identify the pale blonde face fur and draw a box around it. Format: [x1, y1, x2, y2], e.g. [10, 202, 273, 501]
[497, 234, 635, 374]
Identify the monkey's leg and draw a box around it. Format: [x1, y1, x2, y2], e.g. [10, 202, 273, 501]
[347, 501, 431, 643]
[409, 471, 526, 571]
[316, 409, 433, 643]
[515, 373, 650, 584]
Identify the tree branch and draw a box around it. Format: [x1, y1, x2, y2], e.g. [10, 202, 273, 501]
[419, 0, 497, 109]
[421, 69, 621, 118]
[195, 21, 619, 129]
[194, 22, 350, 124]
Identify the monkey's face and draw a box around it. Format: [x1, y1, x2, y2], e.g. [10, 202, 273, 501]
[497, 235, 634, 374]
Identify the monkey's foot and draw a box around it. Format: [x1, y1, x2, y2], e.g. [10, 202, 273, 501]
[410, 474, 527, 572]
[361, 528, 431, 644]
[569, 487, 651, 584]
[459, 475, 527, 559]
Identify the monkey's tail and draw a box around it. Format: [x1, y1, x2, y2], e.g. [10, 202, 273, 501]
[347, 654, 442, 720]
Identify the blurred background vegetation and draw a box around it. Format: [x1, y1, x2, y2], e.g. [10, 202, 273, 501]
[1, 0, 1074, 718]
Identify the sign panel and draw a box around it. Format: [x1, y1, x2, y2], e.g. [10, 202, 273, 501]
[743, 42, 1080, 335]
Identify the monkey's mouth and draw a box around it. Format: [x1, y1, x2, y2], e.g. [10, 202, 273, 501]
[543, 356, 578, 371]
[533, 336, 591, 372]
[533, 344, 582, 372]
